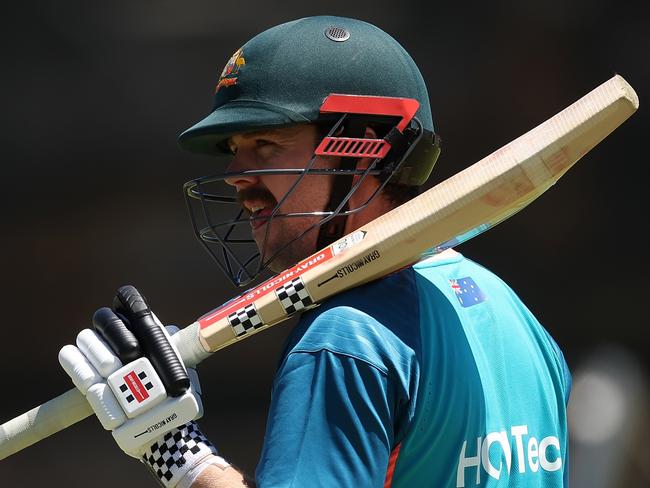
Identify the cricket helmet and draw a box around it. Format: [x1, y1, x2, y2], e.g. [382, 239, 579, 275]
[179, 15, 439, 186]
[179, 16, 441, 287]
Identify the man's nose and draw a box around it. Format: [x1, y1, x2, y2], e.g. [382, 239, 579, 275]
[224, 154, 259, 189]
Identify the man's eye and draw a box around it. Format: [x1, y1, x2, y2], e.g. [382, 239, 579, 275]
[256, 139, 275, 148]
[255, 139, 281, 157]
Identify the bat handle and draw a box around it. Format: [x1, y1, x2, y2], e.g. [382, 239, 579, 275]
[0, 322, 211, 461]
[0, 388, 92, 460]
[170, 321, 212, 369]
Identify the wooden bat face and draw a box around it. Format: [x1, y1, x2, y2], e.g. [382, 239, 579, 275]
[196, 74, 638, 353]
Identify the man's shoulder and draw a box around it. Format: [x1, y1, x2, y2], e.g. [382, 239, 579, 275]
[279, 250, 481, 371]
[282, 267, 422, 373]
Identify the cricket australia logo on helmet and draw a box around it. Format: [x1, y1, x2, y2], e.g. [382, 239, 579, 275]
[215, 48, 245, 93]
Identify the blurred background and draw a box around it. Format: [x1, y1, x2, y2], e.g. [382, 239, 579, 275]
[1, 1, 648, 486]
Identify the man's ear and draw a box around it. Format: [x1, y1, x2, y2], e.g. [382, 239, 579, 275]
[356, 126, 379, 170]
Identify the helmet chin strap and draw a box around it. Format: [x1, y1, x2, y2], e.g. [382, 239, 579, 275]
[315, 119, 366, 250]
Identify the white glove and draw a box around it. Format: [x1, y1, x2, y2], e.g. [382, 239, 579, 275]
[59, 286, 229, 487]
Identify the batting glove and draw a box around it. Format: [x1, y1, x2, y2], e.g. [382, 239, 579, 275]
[58, 285, 229, 487]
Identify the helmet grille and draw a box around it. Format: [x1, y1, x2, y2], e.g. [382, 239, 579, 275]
[325, 26, 350, 42]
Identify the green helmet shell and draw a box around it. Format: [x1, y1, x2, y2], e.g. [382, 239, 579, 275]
[179, 16, 438, 185]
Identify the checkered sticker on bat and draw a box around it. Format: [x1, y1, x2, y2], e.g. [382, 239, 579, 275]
[227, 303, 263, 337]
[275, 277, 314, 315]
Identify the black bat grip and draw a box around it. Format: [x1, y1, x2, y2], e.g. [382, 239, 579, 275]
[114, 285, 190, 397]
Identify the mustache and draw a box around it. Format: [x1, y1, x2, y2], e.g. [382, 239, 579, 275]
[237, 187, 277, 215]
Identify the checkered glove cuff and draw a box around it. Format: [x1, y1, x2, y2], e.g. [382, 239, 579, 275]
[142, 421, 217, 487]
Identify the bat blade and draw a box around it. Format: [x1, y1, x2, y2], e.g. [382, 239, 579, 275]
[0, 74, 638, 461]
[196, 73, 638, 352]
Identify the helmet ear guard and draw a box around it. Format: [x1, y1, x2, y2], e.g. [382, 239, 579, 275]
[390, 130, 441, 186]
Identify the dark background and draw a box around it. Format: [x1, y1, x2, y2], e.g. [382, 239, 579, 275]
[1, 1, 648, 486]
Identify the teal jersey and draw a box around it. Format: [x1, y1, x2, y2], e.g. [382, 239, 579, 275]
[256, 250, 571, 487]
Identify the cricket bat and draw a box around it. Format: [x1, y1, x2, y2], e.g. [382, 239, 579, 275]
[0, 74, 638, 461]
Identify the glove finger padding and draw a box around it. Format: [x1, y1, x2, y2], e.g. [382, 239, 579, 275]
[76, 328, 123, 378]
[60, 327, 167, 431]
[113, 285, 190, 396]
[58, 344, 103, 394]
[92, 307, 140, 363]
[86, 382, 127, 430]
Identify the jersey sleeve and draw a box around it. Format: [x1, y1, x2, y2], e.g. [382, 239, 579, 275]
[543, 328, 573, 405]
[255, 349, 396, 488]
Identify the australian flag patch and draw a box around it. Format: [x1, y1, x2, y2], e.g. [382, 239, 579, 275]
[450, 277, 487, 307]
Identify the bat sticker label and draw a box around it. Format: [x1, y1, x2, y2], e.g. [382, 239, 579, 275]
[331, 230, 366, 256]
[228, 303, 263, 337]
[199, 249, 334, 328]
[318, 250, 381, 287]
[276, 277, 314, 314]
[336, 249, 381, 278]
[244, 252, 327, 300]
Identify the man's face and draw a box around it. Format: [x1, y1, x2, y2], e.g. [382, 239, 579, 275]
[225, 124, 337, 272]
